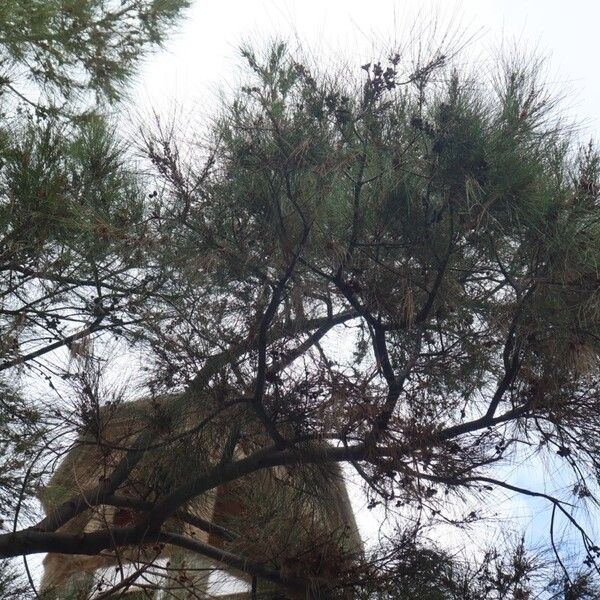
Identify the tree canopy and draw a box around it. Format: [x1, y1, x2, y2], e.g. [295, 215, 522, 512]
[1, 4, 600, 598]
[0, 0, 189, 596]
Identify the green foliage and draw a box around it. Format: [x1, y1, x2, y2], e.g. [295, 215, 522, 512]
[0, 0, 189, 106]
[152, 42, 600, 409]
[1, 8, 600, 596]
[0, 115, 144, 262]
[0, 2, 187, 597]
[0, 380, 41, 518]
[139, 42, 600, 595]
[360, 538, 600, 600]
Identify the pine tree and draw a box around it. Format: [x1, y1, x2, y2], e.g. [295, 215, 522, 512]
[0, 1, 188, 596]
[2, 12, 600, 599]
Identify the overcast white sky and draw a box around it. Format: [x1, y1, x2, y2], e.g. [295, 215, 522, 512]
[132, 0, 600, 140]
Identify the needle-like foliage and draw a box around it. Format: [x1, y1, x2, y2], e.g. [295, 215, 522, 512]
[2, 8, 600, 598]
[0, 1, 188, 597]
